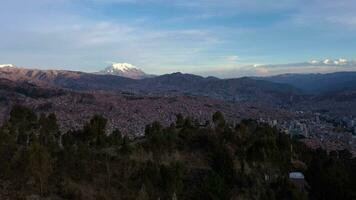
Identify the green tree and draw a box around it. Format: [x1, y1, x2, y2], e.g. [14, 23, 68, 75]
[200, 172, 230, 200]
[82, 114, 107, 146]
[108, 128, 123, 146]
[120, 136, 132, 155]
[39, 113, 60, 149]
[28, 140, 53, 196]
[9, 105, 38, 146]
[212, 111, 225, 127]
[175, 114, 184, 128]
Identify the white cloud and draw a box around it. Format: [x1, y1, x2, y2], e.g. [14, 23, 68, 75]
[197, 58, 356, 78]
[227, 55, 240, 62]
[0, 0, 223, 73]
[5, 21, 220, 72]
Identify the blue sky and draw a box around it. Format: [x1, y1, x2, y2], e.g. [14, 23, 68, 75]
[1, 0, 356, 77]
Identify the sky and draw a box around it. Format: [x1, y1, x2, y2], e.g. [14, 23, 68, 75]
[1, 0, 356, 77]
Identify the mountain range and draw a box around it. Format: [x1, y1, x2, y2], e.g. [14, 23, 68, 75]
[259, 72, 356, 94]
[1, 64, 356, 103]
[0, 65, 300, 104]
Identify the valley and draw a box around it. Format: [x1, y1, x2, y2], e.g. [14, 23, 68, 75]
[0, 65, 355, 155]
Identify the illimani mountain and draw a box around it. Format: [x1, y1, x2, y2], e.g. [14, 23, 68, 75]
[98, 63, 154, 79]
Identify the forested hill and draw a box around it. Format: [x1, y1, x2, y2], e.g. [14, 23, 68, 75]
[0, 106, 355, 199]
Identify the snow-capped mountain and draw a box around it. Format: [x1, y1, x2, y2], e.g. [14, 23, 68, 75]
[98, 63, 152, 79]
[0, 64, 14, 68]
[308, 58, 352, 66]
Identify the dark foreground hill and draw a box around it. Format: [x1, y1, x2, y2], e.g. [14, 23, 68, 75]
[0, 106, 355, 199]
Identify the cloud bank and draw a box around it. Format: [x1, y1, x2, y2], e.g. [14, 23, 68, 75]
[199, 58, 356, 78]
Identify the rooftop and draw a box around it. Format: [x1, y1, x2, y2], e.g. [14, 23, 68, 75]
[289, 172, 305, 179]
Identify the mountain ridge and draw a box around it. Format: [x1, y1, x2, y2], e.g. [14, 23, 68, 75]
[259, 71, 356, 94]
[0, 66, 300, 104]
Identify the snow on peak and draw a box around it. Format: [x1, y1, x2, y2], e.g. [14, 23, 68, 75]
[322, 58, 350, 65]
[99, 62, 151, 79]
[334, 58, 348, 65]
[309, 59, 350, 65]
[110, 63, 137, 71]
[323, 59, 333, 65]
[0, 64, 14, 68]
[309, 60, 320, 65]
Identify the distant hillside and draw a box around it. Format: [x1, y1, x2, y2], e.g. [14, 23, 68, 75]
[0, 78, 65, 99]
[260, 72, 356, 94]
[0, 66, 137, 91]
[0, 67, 300, 104]
[135, 73, 299, 103]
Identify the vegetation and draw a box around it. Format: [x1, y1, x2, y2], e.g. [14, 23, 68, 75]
[0, 106, 355, 199]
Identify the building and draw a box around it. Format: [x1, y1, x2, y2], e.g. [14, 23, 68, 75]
[289, 172, 309, 193]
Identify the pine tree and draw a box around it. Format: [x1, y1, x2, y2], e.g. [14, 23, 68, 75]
[212, 111, 225, 127]
[28, 140, 53, 196]
[39, 113, 60, 149]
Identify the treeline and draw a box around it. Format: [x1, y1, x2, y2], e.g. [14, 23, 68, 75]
[0, 105, 355, 199]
